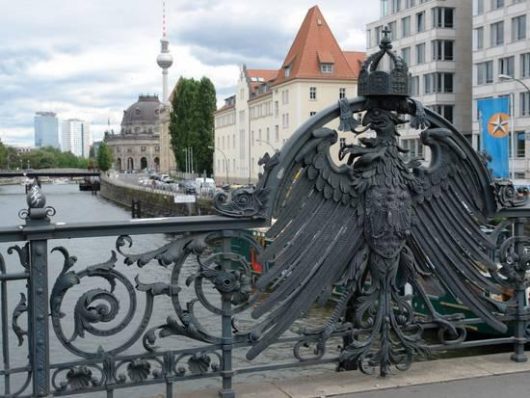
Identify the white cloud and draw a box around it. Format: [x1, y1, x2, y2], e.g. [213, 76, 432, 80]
[0, 0, 378, 147]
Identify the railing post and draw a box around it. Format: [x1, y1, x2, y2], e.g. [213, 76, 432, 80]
[511, 217, 528, 363]
[219, 293, 235, 398]
[25, 183, 52, 396]
[219, 235, 235, 398]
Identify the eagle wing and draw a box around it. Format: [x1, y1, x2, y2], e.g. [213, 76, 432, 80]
[247, 127, 367, 360]
[410, 121, 506, 333]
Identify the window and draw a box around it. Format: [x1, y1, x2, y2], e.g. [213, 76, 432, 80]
[432, 7, 454, 28]
[366, 29, 372, 47]
[410, 76, 420, 96]
[473, 27, 484, 50]
[281, 90, 289, 105]
[499, 56, 514, 77]
[239, 110, 245, 123]
[401, 16, 411, 37]
[424, 73, 454, 94]
[320, 63, 334, 73]
[266, 127, 270, 142]
[400, 138, 424, 160]
[339, 88, 346, 99]
[430, 105, 454, 123]
[388, 21, 397, 39]
[521, 53, 530, 78]
[258, 128, 262, 141]
[251, 130, 255, 145]
[405, 0, 415, 8]
[516, 131, 525, 158]
[401, 47, 410, 65]
[416, 43, 425, 64]
[282, 113, 289, 129]
[520, 92, 530, 116]
[492, 0, 504, 9]
[381, 0, 389, 16]
[473, 0, 484, 15]
[416, 11, 425, 33]
[432, 40, 454, 61]
[239, 129, 245, 160]
[391, 0, 401, 13]
[490, 21, 504, 46]
[284, 65, 291, 77]
[274, 101, 279, 117]
[512, 15, 526, 41]
[232, 134, 236, 148]
[476, 61, 494, 84]
[275, 125, 280, 142]
[309, 87, 317, 100]
[375, 26, 383, 44]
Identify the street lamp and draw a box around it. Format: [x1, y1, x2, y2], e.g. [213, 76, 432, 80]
[255, 138, 279, 154]
[208, 145, 229, 184]
[498, 74, 530, 180]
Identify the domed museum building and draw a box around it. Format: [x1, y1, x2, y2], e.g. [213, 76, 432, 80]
[105, 95, 166, 172]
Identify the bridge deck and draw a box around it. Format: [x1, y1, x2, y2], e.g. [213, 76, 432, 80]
[176, 352, 530, 398]
[0, 168, 100, 177]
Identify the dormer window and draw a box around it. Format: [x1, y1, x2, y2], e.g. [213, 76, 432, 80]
[284, 65, 291, 77]
[320, 63, 333, 73]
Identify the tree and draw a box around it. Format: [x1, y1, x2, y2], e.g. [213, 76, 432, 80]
[169, 76, 216, 175]
[0, 139, 7, 169]
[97, 142, 113, 171]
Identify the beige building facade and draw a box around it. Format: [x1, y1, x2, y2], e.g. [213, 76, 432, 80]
[214, 6, 365, 184]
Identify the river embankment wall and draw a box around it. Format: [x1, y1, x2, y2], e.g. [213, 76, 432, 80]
[100, 175, 215, 217]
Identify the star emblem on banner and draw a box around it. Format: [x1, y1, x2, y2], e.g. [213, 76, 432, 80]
[487, 112, 510, 138]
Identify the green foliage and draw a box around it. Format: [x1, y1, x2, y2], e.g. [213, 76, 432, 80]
[0, 145, 89, 170]
[0, 139, 7, 168]
[169, 76, 216, 175]
[97, 142, 113, 171]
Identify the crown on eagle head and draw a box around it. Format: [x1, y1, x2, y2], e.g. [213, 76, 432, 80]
[358, 26, 410, 97]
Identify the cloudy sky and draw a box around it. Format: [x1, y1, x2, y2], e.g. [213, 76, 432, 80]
[0, 0, 379, 147]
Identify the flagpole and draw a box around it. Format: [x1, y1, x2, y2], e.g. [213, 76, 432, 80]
[510, 92, 515, 181]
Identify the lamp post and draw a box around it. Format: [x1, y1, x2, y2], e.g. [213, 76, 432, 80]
[255, 138, 279, 154]
[208, 145, 229, 184]
[498, 74, 530, 180]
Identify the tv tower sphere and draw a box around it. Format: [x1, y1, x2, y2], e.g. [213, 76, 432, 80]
[157, 38, 173, 69]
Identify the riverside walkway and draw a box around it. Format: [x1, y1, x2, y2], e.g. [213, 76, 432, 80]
[177, 352, 530, 398]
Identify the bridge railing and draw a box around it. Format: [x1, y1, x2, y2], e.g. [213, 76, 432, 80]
[1, 184, 530, 398]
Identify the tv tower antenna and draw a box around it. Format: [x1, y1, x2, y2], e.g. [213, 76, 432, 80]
[156, 0, 173, 102]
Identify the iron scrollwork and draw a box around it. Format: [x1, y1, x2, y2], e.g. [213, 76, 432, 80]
[139, 230, 259, 350]
[49, 247, 154, 358]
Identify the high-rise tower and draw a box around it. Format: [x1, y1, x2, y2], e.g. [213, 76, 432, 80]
[156, 0, 173, 102]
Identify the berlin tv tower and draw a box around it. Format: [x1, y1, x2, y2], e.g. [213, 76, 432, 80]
[156, 0, 173, 103]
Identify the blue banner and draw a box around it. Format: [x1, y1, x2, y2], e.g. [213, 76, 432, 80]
[478, 97, 510, 178]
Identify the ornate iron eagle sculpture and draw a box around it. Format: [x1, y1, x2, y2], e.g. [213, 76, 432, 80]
[242, 31, 513, 375]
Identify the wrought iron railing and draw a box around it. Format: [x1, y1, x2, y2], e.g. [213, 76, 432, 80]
[3, 90, 530, 397]
[1, 183, 530, 398]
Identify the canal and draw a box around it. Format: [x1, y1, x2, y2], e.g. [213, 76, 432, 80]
[0, 183, 336, 397]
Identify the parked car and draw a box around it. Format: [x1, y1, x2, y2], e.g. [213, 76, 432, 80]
[179, 180, 197, 194]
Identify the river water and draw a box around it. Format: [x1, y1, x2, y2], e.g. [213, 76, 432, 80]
[0, 184, 336, 398]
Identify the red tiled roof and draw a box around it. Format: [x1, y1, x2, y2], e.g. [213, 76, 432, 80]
[317, 50, 334, 64]
[246, 68, 278, 97]
[247, 69, 278, 81]
[343, 51, 366, 77]
[215, 103, 235, 113]
[274, 6, 363, 85]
